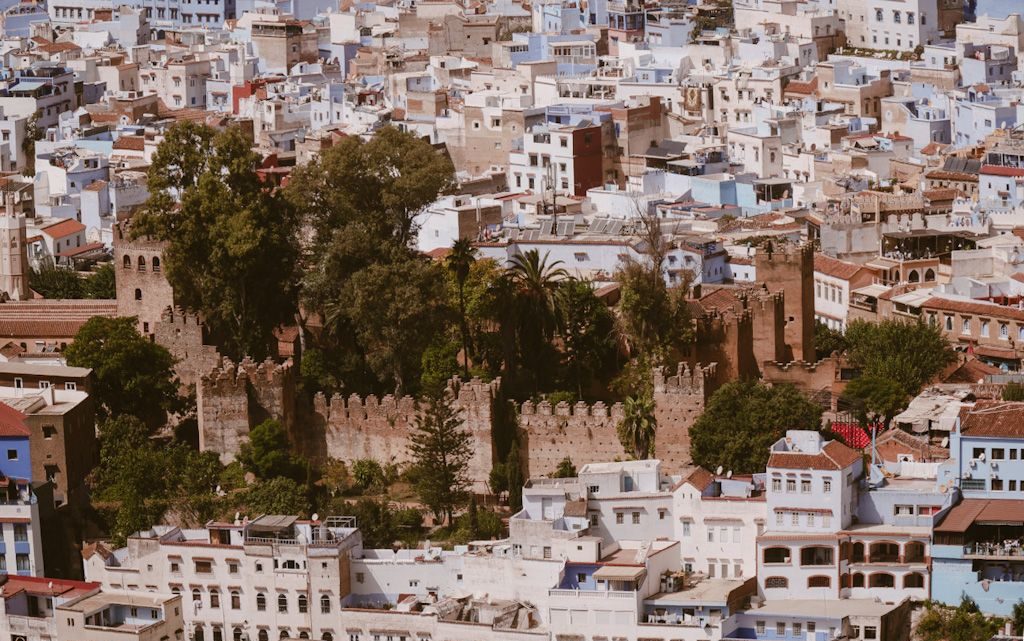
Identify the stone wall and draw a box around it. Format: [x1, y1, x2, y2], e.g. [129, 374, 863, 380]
[761, 358, 840, 411]
[113, 222, 174, 336]
[307, 377, 499, 490]
[754, 242, 815, 362]
[152, 307, 222, 391]
[197, 357, 295, 464]
[652, 363, 717, 472]
[518, 399, 626, 479]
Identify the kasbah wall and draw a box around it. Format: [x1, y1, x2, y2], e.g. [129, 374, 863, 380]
[196, 361, 717, 486]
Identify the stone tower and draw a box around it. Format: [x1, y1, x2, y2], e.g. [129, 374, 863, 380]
[755, 242, 815, 362]
[0, 192, 27, 301]
[113, 221, 175, 335]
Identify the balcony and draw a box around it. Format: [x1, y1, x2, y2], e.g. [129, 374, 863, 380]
[965, 541, 1024, 560]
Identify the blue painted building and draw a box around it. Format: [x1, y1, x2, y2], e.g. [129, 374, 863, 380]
[931, 400, 1024, 614]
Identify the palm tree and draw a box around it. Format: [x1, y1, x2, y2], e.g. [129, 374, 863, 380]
[507, 250, 570, 389]
[446, 239, 477, 378]
[618, 393, 656, 459]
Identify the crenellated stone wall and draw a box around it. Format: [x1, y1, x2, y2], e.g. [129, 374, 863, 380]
[152, 307, 222, 391]
[652, 363, 716, 471]
[518, 398, 626, 479]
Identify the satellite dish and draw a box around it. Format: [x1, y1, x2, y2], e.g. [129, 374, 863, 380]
[979, 453, 986, 462]
[726, 470, 733, 478]
[716, 466, 724, 475]
[941, 437, 949, 448]
[312, 513, 320, 522]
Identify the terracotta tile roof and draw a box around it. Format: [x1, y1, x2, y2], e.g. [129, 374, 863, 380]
[980, 164, 1024, 177]
[83, 179, 107, 192]
[920, 141, 949, 155]
[36, 41, 81, 54]
[785, 77, 818, 96]
[925, 169, 979, 182]
[920, 296, 1024, 321]
[814, 254, 868, 281]
[0, 402, 29, 437]
[923, 188, 964, 201]
[682, 467, 715, 491]
[936, 498, 1024, 533]
[112, 136, 145, 151]
[875, 428, 948, 461]
[767, 440, 861, 471]
[0, 575, 98, 598]
[56, 241, 105, 258]
[828, 422, 872, 449]
[942, 355, 1001, 383]
[697, 287, 742, 313]
[41, 219, 85, 238]
[0, 300, 117, 336]
[958, 401, 1024, 438]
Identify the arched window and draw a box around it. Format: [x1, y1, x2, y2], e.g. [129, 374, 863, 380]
[925, 268, 935, 281]
[256, 592, 266, 611]
[279, 630, 290, 640]
[134, 288, 142, 300]
[868, 542, 900, 563]
[300, 634, 310, 640]
[807, 575, 831, 588]
[123, 255, 131, 269]
[764, 576, 788, 589]
[852, 572, 865, 588]
[195, 625, 205, 641]
[763, 547, 791, 564]
[152, 256, 161, 272]
[278, 593, 288, 613]
[868, 572, 895, 588]
[258, 631, 269, 641]
[230, 590, 240, 609]
[904, 541, 926, 563]
[851, 542, 865, 563]
[908, 269, 920, 283]
[282, 559, 300, 570]
[209, 588, 219, 608]
[138, 256, 146, 271]
[298, 593, 308, 613]
[322, 634, 333, 641]
[233, 628, 244, 641]
[320, 594, 331, 614]
[800, 546, 834, 567]
[904, 572, 925, 588]
[192, 588, 201, 602]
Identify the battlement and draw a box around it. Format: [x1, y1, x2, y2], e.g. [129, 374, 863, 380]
[159, 306, 204, 328]
[520, 399, 625, 418]
[200, 357, 292, 392]
[313, 391, 419, 419]
[448, 376, 501, 404]
[653, 362, 717, 394]
[113, 220, 166, 251]
[762, 358, 834, 374]
[738, 289, 785, 312]
[755, 241, 814, 265]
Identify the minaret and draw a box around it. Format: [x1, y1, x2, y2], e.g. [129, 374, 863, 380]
[0, 190, 28, 301]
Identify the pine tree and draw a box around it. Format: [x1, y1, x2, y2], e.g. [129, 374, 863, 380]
[408, 393, 472, 524]
[506, 441, 523, 511]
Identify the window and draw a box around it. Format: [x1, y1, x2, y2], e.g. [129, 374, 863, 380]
[808, 622, 816, 633]
[808, 575, 831, 588]
[64, 382, 76, 391]
[766, 576, 789, 589]
[792, 512, 799, 525]
[13, 524, 27, 541]
[772, 477, 781, 492]
[298, 594, 308, 613]
[763, 547, 790, 564]
[962, 318, 971, 334]
[794, 623, 803, 635]
[801, 479, 811, 493]
[256, 593, 266, 611]
[135, 288, 143, 300]
[658, 509, 667, 521]
[864, 627, 878, 639]
[543, 546, 552, 559]
[993, 448, 1005, 460]
[577, 573, 587, 583]
[786, 479, 796, 492]
[6, 449, 16, 461]
[1000, 323, 1009, 339]
[945, 316, 953, 331]
[230, 590, 240, 609]
[632, 512, 640, 524]
[278, 594, 287, 613]
[615, 512, 624, 524]
[981, 321, 990, 337]
[682, 521, 691, 537]
[320, 594, 331, 614]
[992, 479, 1004, 491]
[170, 562, 180, 573]
[356, 573, 364, 583]
[823, 479, 832, 493]
[209, 589, 219, 608]
[756, 622, 765, 635]
[973, 448, 985, 459]
[777, 622, 787, 635]
[192, 589, 202, 602]
[194, 560, 212, 573]
[907, 12, 915, 23]
[38, 381, 49, 389]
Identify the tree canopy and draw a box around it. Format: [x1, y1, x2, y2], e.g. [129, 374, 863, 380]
[237, 419, 304, 482]
[407, 393, 472, 524]
[135, 123, 300, 360]
[64, 316, 182, 430]
[690, 381, 823, 473]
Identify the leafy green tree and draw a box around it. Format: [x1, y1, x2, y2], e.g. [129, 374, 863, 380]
[488, 462, 509, 495]
[1012, 600, 1024, 636]
[506, 250, 569, 392]
[814, 322, 848, 360]
[135, 124, 299, 360]
[419, 337, 460, 396]
[690, 381, 823, 473]
[407, 393, 472, 524]
[330, 256, 450, 396]
[552, 457, 577, 478]
[335, 498, 422, 548]
[237, 420, 304, 481]
[845, 319, 954, 397]
[29, 263, 83, 299]
[454, 496, 504, 542]
[84, 263, 116, 299]
[618, 393, 657, 459]
[616, 260, 692, 360]
[318, 459, 352, 497]
[286, 126, 455, 254]
[557, 279, 616, 397]
[915, 598, 1002, 641]
[447, 239, 477, 378]
[240, 477, 310, 516]
[506, 441, 523, 511]
[841, 375, 907, 427]
[65, 316, 181, 430]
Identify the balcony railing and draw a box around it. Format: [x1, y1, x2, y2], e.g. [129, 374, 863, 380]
[549, 588, 636, 599]
[965, 542, 1024, 558]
